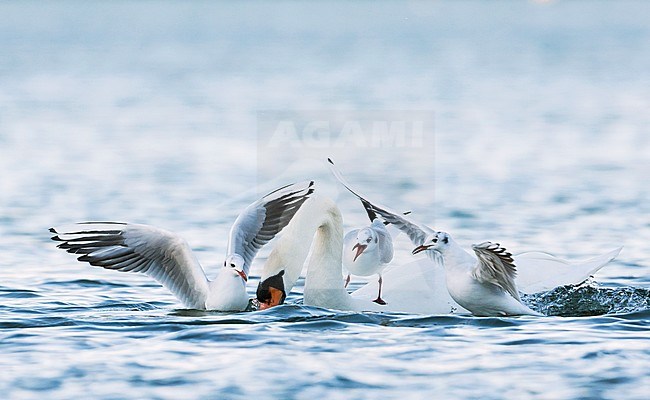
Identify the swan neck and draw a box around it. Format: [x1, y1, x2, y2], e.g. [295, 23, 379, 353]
[261, 196, 346, 295]
[302, 199, 354, 310]
[304, 207, 345, 289]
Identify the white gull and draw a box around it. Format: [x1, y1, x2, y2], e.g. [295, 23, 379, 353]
[330, 172, 622, 315]
[413, 232, 542, 316]
[51, 181, 314, 311]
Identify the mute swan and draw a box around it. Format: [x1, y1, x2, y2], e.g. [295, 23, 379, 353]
[257, 195, 388, 311]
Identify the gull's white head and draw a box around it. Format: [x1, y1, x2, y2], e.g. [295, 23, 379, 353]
[412, 231, 450, 255]
[351, 227, 378, 262]
[223, 254, 247, 282]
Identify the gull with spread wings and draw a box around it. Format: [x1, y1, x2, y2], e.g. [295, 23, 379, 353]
[51, 181, 314, 311]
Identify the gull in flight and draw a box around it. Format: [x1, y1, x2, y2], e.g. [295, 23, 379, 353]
[51, 181, 314, 311]
[413, 232, 542, 316]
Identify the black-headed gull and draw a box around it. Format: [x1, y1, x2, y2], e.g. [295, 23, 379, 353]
[255, 194, 620, 315]
[328, 159, 394, 305]
[413, 232, 542, 316]
[342, 219, 393, 304]
[324, 165, 621, 315]
[51, 181, 314, 311]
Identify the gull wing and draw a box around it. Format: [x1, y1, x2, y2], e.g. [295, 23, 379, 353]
[51, 222, 209, 309]
[471, 241, 521, 301]
[226, 181, 315, 273]
[328, 158, 431, 245]
[371, 219, 394, 264]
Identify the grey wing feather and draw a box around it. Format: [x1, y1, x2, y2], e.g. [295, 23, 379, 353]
[471, 242, 521, 301]
[371, 219, 394, 264]
[227, 181, 315, 271]
[328, 158, 431, 245]
[51, 222, 210, 309]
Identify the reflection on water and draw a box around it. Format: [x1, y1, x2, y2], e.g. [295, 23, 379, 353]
[1, 1, 649, 399]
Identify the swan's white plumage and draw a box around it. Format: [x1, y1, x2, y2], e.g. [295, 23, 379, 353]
[262, 195, 620, 315]
[513, 247, 622, 294]
[325, 160, 621, 315]
[353, 247, 621, 315]
[351, 258, 466, 314]
[261, 196, 385, 312]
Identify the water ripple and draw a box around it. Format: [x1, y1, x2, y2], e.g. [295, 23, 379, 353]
[2, 1, 650, 398]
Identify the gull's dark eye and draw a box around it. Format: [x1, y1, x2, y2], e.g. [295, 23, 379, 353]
[432, 238, 438, 243]
[230, 263, 236, 268]
[367, 238, 372, 243]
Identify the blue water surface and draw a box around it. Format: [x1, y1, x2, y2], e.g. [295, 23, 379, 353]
[1, 1, 649, 399]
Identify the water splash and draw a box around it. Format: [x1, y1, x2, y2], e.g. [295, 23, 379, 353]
[525, 279, 650, 316]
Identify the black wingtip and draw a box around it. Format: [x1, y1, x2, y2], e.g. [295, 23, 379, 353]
[78, 221, 126, 225]
[327, 158, 334, 165]
[304, 180, 316, 196]
[360, 199, 378, 222]
[49, 227, 57, 233]
[383, 210, 412, 225]
[265, 181, 313, 199]
[51, 235, 62, 242]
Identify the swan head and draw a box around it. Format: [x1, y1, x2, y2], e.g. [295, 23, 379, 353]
[351, 227, 378, 262]
[412, 231, 450, 255]
[223, 254, 247, 282]
[256, 270, 286, 309]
